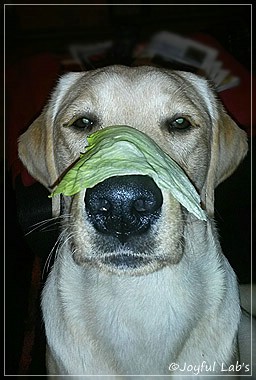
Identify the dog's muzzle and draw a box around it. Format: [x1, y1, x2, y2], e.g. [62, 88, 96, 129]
[84, 175, 163, 244]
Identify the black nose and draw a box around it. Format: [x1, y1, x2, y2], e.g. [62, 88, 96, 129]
[84, 175, 163, 243]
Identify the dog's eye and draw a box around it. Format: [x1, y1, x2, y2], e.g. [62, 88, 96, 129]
[167, 117, 191, 132]
[71, 117, 94, 130]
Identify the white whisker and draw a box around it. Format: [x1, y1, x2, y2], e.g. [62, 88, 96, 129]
[41, 214, 74, 278]
[42, 230, 65, 279]
[25, 214, 71, 236]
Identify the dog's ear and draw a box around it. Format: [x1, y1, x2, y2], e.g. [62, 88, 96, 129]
[201, 108, 248, 216]
[18, 72, 84, 190]
[18, 109, 57, 190]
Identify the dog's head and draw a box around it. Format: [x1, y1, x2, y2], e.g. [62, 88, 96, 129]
[18, 65, 248, 275]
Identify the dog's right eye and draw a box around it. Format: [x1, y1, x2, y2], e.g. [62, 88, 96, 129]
[71, 117, 94, 131]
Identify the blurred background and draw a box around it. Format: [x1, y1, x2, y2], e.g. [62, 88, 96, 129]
[4, 3, 252, 69]
[4, 3, 254, 376]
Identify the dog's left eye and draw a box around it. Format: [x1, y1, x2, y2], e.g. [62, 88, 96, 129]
[71, 117, 94, 130]
[167, 117, 192, 132]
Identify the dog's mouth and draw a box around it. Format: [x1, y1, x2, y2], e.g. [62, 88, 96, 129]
[71, 220, 183, 275]
[103, 253, 151, 270]
[73, 231, 169, 275]
[87, 251, 167, 275]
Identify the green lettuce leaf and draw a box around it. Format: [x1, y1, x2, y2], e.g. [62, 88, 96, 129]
[50, 125, 207, 221]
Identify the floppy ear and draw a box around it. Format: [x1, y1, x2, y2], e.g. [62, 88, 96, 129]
[18, 109, 57, 190]
[18, 71, 84, 190]
[201, 109, 248, 216]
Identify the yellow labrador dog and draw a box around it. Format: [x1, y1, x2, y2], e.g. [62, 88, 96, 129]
[18, 65, 252, 378]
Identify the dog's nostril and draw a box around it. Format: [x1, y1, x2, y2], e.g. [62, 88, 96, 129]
[95, 198, 111, 213]
[133, 199, 154, 213]
[84, 175, 163, 242]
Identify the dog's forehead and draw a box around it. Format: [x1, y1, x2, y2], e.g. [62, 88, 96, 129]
[53, 65, 217, 123]
[83, 66, 176, 87]
[82, 68, 178, 112]
[76, 66, 200, 98]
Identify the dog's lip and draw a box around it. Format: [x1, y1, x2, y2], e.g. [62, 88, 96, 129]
[103, 254, 151, 269]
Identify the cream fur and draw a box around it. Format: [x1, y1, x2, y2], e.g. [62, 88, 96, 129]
[18, 65, 253, 379]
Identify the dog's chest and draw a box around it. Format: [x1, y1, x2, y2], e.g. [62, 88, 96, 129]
[56, 266, 200, 374]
